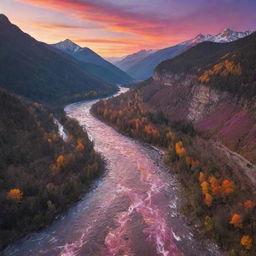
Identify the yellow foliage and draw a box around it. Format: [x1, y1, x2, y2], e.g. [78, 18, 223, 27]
[230, 214, 242, 228]
[175, 141, 186, 157]
[166, 131, 175, 141]
[201, 181, 209, 194]
[241, 235, 252, 250]
[7, 188, 23, 202]
[199, 59, 242, 83]
[204, 216, 213, 231]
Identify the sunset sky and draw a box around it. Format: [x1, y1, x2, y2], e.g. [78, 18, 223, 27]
[1, 0, 255, 57]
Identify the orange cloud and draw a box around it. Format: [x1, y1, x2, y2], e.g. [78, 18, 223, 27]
[16, 0, 173, 40]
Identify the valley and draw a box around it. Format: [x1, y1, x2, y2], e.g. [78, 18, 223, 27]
[0, 4, 255, 255]
[4, 88, 222, 256]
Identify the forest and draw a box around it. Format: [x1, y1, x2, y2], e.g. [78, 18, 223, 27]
[92, 89, 256, 256]
[0, 90, 104, 250]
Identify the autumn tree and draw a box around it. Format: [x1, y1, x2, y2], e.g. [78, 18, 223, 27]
[222, 179, 234, 195]
[76, 138, 85, 152]
[230, 214, 242, 228]
[56, 155, 65, 168]
[175, 141, 186, 157]
[241, 235, 252, 250]
[243, 200, 254, 209]
[201, 181, 209, 194]
[209, 176, 222, 196]
[7, 189, 23, 202]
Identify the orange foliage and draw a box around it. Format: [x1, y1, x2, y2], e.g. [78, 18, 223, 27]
[222, 180, 234, 195]
[230, 214, 242, 228]
[175, 141, 186, 157]
[56, 155, 65, 167]
[7, 188, 23, 202]
[243, 200, 254, 209]
[199, 59, 242, 83]
[211, 184, 222, 196]
[52, 155, 67, 175]
[204, 193, 213, 207]
[241, 235, 252, 250]
[143, 125, 160, 137]
[209, 176, 222, 196]
[76, 139, 85, 152]
[201, 181, 209, 194]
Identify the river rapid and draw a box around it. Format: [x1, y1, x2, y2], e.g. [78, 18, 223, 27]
[4, 88, 222, 256]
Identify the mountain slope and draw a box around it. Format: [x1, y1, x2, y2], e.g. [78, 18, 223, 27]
[0, 14, 117, 104]
[52, 39, 133, 84]
[115, 49, 156, 71]
[91, 32, 256, 256]
[126, 28, 253, 80]
[156, 31, 256, 97]
[140, 31, 256, 163]
[0, 89, 103, 249]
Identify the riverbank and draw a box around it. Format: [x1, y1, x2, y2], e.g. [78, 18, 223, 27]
[0, 94, 105, 252]
[5, 88, 223, 256]
[91, 88, 256, 255]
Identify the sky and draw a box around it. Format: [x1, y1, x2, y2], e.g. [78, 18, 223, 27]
[1, 0, 255, 57]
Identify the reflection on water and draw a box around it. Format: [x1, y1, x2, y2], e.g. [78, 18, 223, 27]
[4, 88, 222, 256]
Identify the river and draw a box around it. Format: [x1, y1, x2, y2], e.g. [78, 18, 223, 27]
[4, 88, 222, 256]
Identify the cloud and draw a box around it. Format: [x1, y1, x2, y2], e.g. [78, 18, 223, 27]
[15, 0, 256, 56]
[76, 38, 143, 45]
[30, 22, 97, 30]
[16, 0, 177, 39]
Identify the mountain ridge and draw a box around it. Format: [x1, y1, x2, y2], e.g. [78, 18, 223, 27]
[0, 14, 117, 104]
[125, 28, 254, 80]
[52, 39, 134, 85]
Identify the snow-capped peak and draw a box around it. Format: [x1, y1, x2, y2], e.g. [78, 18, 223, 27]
[211, 28, 253, 43]
[52, 39, 82, 53]
[182, 28, 254, 47]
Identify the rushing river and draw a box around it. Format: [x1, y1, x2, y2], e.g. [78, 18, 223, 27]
[4, 88, 222, 256]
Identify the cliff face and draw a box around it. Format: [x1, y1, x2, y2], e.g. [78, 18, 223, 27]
[143, 70, 256, 164]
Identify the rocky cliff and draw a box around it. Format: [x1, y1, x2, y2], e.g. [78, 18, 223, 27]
[142, 60, 256, 164]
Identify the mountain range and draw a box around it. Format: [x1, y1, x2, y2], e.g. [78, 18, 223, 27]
[121, 28, 253, 80]
[52, 39, 133, 85]
[146, 31, 256, 162]
[114, 49, 156, 71]
[0, 14, 118, 104]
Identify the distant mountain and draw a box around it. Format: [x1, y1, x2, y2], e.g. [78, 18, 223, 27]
[209, 28, 252, 43]
[156, 31, 256, 97]
[52, 38, 82, 53]
[115, 49, 156, 71]
[52, 39, 133, 84]
[126, 28, 253, 80]
[106, 56, 124, 64]
[0, 14, 117, 104]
